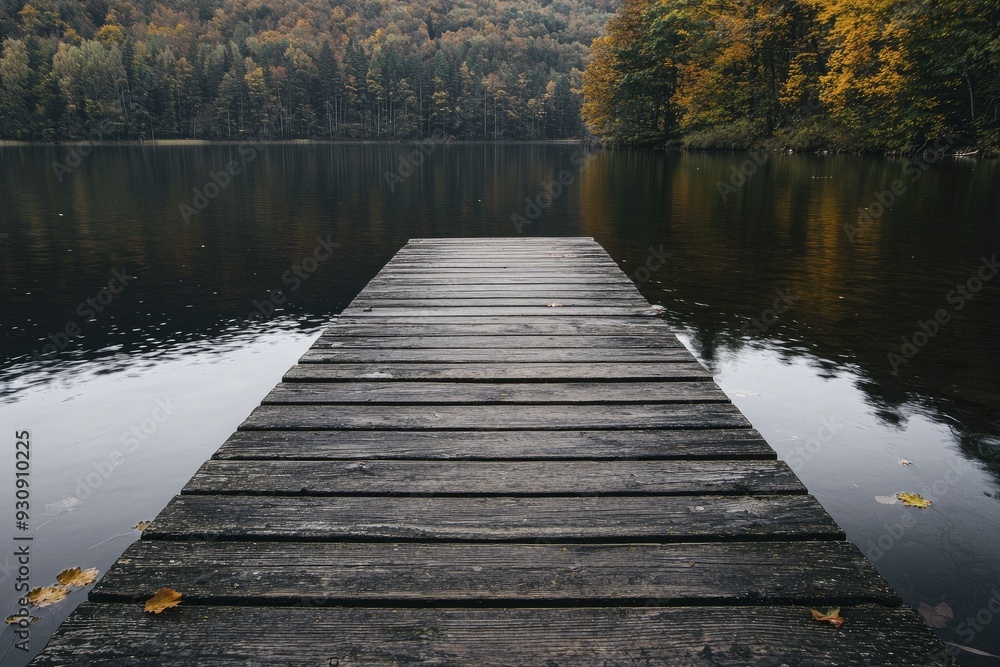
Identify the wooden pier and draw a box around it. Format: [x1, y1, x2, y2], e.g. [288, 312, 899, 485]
[33, 238, 952, 665]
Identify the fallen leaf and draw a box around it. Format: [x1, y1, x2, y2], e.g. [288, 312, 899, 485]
[5, 615, 40, 625]
[26, 586, 70, 608]
[546, 302, 564, 307]
[899, 459, 912, 466]
[811, 607, 845, 628]
[898, 492, 932, 508]
[133, 521, 151, 532]
[144, 588, 182, 614]
[875, 495, 900, 505]
[918, 601, 954, 628]
[57, 567, 99, 587]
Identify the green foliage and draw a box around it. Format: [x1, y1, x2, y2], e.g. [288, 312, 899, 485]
[584, 0, 1000, 151]
[0, 0, 614, 139]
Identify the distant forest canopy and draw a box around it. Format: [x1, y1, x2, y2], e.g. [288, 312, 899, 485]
[0, 0, 614, 140]
[582, 0, 1000, 151]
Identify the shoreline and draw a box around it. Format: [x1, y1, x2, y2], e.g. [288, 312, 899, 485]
[0, 138, 590, 148]
[0, 138, 992, 157]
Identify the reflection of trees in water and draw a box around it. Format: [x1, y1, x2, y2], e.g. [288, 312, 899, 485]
[658, 310, 1000, 482]
[578, 150, 1000, 482]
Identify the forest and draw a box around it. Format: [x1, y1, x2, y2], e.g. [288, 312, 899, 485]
[583, 0, 1000, 150]
[0, 0, 613, 140]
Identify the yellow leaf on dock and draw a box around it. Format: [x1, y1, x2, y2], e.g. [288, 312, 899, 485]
[145, 588, 182, 614]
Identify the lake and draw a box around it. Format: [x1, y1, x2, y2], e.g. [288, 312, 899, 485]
[1, 142, 998, 664]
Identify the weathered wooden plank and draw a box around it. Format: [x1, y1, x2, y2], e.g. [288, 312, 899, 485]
[91, 540, 895, 606]
[357, 287, 642, 298]
[143, 494, 843, 542]
[32, 604, 956, 666]
[345, 298, 650, 308]
[182, 460, 803, 496]
[238, 404, 750, 431]
[368, 275, 636, 285]
[389, 253, 614, 261]
[385, 256, 621, 264]
[340, 306, 667, 316]
[263, 381, 726, 404]
[322, 318, 676, 333]
[212, 429, 776, 461]
[283, 362, 712, 382]
[377, 268, 626, 275]
[298, 348, 694, 364]
[409, 236, 596, 243]
[313, 335, 684, 349]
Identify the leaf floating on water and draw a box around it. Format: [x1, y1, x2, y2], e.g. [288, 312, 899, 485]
[899, 459, 912, 466]
[5, 615, 40, 625]
[898, 492, 932, 508]
[811, 607, 845, 628]
[918, 601, 954, 628]
[57, 567, 99, 587]
[26, 586, 70, 608]
[875, 495, 899, 505]
[133, 521, 151, 532]
[546, 302, 565, 307]
[145, 588, 182, 614]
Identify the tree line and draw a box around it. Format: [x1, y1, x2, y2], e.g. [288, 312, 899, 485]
[582, 0, 1000, 150]
[0, 0, 614, 140]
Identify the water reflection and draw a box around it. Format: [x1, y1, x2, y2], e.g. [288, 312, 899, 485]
[1, 143, 998, 664]
[2, 143, 998, 473]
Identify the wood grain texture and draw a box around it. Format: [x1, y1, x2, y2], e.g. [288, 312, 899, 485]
[33, 604, 955, 666]
[91, 540, 895, 605]
[262, 381, 726, 404]
[312, 334, 684, 348]
[143, 494, 843, 542]
[340, 306, 665, 316]
[298, 347, 695, 363]
[368, 275, 637, 285]
[182, 460, 804, 496]
[320, 320, 678, 336]
[283, 362, 712, 382]
[357, 288, 644, 299]
[211, 429, 777, 461]
[238, 403, 750, 431]
[345, 297, 650, 308]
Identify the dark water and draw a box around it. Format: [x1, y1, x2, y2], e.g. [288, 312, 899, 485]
[1, 143, 998, 664]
